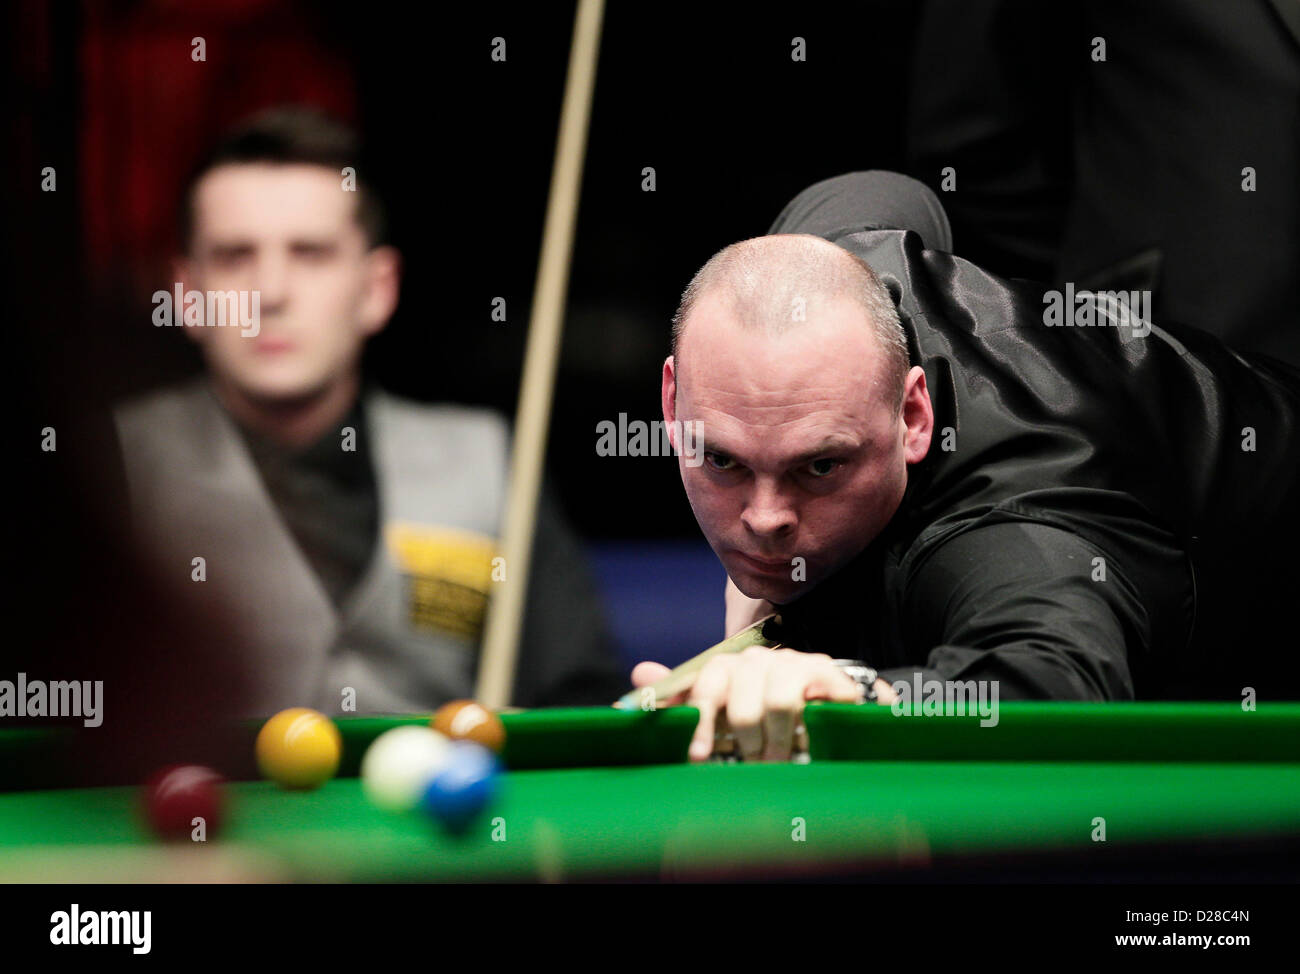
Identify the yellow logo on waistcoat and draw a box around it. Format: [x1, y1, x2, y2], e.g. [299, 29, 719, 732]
[385, 523, 498, 639]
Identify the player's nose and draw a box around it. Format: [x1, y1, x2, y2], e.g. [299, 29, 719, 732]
[740, 479, 797, 537]
[252, 252, 291, 309]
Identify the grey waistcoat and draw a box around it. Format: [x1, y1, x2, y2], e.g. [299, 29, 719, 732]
[114, 380, 508, 715]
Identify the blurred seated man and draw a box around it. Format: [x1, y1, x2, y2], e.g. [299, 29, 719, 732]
[115, 107, 623, 715]
[635, 171, 1300, 761]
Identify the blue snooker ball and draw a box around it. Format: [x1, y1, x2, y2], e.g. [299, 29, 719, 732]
[420, 740, 501, 831]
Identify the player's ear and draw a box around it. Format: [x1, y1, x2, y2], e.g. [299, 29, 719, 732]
[661, 355, 679, 430]
[901, 365, 933, 463]
[358, 245, 402, 336]
[170, 255, 205, 347]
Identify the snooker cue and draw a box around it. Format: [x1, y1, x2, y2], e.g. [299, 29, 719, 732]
[475, 0, 607, 709]
[611, 614, 784, 710]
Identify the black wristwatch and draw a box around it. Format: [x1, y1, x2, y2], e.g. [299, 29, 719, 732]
[831, 659, 880, 703]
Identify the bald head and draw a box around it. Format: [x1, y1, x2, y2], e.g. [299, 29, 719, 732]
[671, 234, 909, 413]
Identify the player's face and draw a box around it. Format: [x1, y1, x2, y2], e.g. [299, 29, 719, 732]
[180, 163, 385, 402]
[666, 294, 919, 605]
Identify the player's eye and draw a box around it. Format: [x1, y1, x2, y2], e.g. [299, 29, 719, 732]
[292, 243, 335, 262]
[805, 457, 843, 478]
[704, 451, 737, 472]
[208, 246, 253, 268]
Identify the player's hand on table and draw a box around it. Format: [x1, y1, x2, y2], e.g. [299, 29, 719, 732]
[631, 647, 893, 763]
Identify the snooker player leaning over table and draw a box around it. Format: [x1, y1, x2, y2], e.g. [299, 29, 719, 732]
[634, 171, 1300, 762]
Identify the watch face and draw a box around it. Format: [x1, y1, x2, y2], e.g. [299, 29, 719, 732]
[829, 660, 877, 701]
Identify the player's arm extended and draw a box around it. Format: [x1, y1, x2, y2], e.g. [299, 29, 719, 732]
[883, 519, 1162, 701]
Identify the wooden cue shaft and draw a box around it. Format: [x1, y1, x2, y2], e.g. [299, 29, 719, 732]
[475, 0, 607, 709]
[612, 614, 784, 710]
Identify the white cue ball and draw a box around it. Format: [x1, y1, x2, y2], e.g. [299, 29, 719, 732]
[361, 726, 453, 812]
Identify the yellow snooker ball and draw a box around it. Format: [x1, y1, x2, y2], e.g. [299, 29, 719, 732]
[255, 707, 342, 789]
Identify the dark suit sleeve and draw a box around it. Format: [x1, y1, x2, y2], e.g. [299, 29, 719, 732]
[877, 520, 1150, 700]
[511, 485, 627, 707]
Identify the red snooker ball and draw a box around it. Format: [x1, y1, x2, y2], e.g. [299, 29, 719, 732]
[144, 765, 224, 841]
